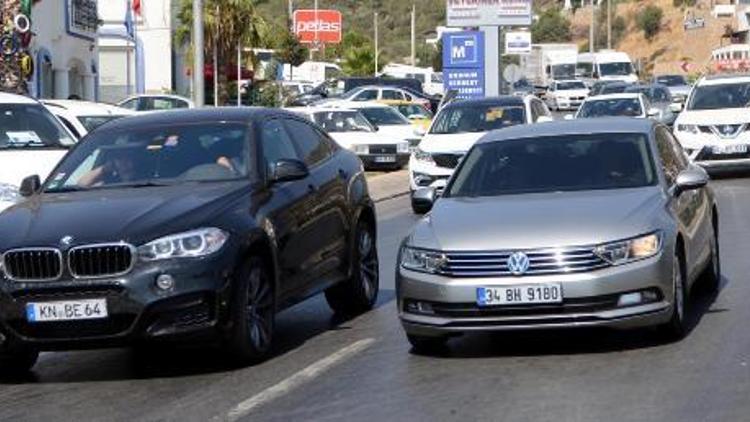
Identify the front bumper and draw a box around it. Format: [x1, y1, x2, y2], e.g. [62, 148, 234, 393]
[359, 153, 410, 169]
[0, 254, 236, 350]
[408, 155, 457, 190]
[397, 254, 673, 336]
[675, 131, 750, 171]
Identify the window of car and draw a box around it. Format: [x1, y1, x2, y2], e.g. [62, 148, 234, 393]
[0, 104, 76, 149]
[430, 104, 526, 134]
[655, 126, 683, 185]
[358, 107, 411, 126]
[312, 111, 375, 133]
[78, 115, 127, 133]
[687, 82, 750, 110]
[148, 97, 185, 110]
[57, 116, 82, 139]
[653, 87, 671, 103]
[577, 98, 643, 118]
[352, 89, 378, 101]
[261, 119, 299, 170]
[396, 104, 432, 119]
[447, 133, 657, 198]
[283, 119, 332, 167]
[556, 81, 587, 90]
[531, 100, 549, 121]
[382, 90, 404, 100]
[119, 98, 139, 110]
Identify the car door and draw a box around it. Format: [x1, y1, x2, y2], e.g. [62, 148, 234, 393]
[352, 89, 378, 102]
[382, 89, 404, 101]
[258, 118, 322, 300]
[283, 118, 350, 288]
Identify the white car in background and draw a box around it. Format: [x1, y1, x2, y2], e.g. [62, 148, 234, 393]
[327, 101, 423, 150]
[43, 100, 134, 139]
[117, 94, 194, 112]
[0, 93, 76, 211]
[409, 95, 553, 213]
[545, 80, 589, 111]
[574, 93, 658, 120]
[291, 107, 410, 169]
[673, 74, 750, 171]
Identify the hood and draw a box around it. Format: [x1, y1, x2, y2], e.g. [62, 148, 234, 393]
[0, 149, 67, 188]
[329, 131, 391, 148]
[418, 132, 486, 154]
[675, 108, 750, 126]
[0, 181, 250, 249]
[556, 89, 589, 97]
[600, 74, 638, 84]
[409, 187, 665, 251]
[375, 124, 418, 141]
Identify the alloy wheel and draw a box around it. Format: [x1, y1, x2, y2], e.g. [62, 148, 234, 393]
[246, 267, 273, 351]
[358, 228, 378, 303]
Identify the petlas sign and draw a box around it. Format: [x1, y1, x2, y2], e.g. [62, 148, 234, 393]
[293, 10, 343, 44]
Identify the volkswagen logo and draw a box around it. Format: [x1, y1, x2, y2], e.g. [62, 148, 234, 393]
[59, 236, 74, 247]
[507, 252, 530, 276]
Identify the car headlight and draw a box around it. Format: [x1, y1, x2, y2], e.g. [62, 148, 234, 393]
[676, 124, 698, 134]
[401, 246, 447, 273]
[397, 142, 409, 154]
[138, 228, 229, 261]
[594, 232, 662, 265]
[351, 144, 369, 154]
[0, 183, 20, 203]
[414, 127, 426, 137]
[413, 148, 435, 164]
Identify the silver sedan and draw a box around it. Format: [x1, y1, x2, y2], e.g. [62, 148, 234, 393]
[397, 118, 720, 351]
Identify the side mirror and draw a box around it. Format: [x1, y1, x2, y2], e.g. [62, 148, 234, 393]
[270, 159, 309, 183]
[673, 166, 709, 196]
[19, 175, 41, 197]
[564, 114, 575, 120]
[537, 116, 554, 123]
[647, 108, 661, 118]
[669, 102, 683, 113]
[411, 187, 436, 214]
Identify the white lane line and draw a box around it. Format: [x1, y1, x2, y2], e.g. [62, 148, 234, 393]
[222, 338, 375, 422]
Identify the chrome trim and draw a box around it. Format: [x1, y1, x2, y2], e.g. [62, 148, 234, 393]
[67, 242, 137, 279]
[1, 247, 64, 282]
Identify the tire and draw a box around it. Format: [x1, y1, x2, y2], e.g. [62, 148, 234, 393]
[407, 334, 448, 353]
[227, 256, 275, 364]
[0, 345, 38, 374]
[701, 222, 721, 294]
[659, 252, 688, 341]
[325, 219, 379, 315]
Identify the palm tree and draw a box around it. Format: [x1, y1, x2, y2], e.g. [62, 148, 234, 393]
[342, 46, 379, 77]
[175, 0, 267, 105]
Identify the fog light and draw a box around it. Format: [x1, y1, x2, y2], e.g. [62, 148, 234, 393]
[156, 274, 175, 291]
[405, 300, 434, 315]
[617, 292, 643, 307]
[413, 172, 433, 186]
[642, 290, 659, 302]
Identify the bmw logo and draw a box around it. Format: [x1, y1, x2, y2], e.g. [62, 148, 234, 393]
[60, 236, 74, 247]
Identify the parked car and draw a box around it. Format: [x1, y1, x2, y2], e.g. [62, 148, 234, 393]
[292, 107, 409, 169]
[588, 80, 620, 97]
[653, 74, 692, 103]
[328, 101, 424, 150]
[574, 93, 659, 120]
[0, 93, 76, 212]
[0, 108, 379, 372]
[117, 94, 194, 112]
[544, 80, 589, 111]
[597, 81, 633, 96]
[43, 100, 135, 138]
[378, 100, 434, 136]
[289, 77, 423, 106]
[318, 85, 432, 111]
[409, 96, 553, 212]
[625, 84, 680, 127]
[400, 118, 719, 351]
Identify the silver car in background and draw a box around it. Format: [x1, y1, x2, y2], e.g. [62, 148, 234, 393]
[397, 119, 720, 351]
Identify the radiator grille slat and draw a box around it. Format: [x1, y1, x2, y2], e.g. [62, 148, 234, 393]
[440, 247, 610, 277]
[3, 249, 62, 281]
[69, 244, 134, 278]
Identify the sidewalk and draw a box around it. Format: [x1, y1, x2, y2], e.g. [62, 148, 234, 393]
[366, 170, 410, 203]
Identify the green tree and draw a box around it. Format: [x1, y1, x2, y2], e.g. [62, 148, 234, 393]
[275, 29, 308, 80]
[531, 8, 572, 43]
[636, 6, 663, 41]
[176, 0, 267, 104]
[342, 46, 379, 76]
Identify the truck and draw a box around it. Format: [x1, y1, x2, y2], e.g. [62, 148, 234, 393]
[381, 63, 444, 96]
[577, 51, 639, 84]
[519, 44, 579, 92]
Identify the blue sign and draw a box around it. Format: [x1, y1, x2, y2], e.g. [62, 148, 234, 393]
[443, 31, 485, 99]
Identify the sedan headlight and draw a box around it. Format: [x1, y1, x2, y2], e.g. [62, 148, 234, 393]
[0, 183, 20, 203]
[594, 232, 662, 265]
[676, 124, 698, 134]
[397, 142, 409, 154]
[351, 144, 369, 155]
[401, 246, 447, 273]
[138, 228, 229, 261]
[413, 148, 435, 164]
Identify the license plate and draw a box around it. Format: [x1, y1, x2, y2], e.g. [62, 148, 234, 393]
[477, 284, 563, 306]
[374, 155, 396, 163]
[713, 144, 748, 155]
[26, 299, 108, 323]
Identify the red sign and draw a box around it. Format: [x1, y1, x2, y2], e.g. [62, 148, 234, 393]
[293, 10, 342, 44]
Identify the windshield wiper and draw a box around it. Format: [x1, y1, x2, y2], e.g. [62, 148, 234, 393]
[44, 186, 88, 193]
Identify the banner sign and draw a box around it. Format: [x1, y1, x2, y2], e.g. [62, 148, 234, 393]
[443, 31, 485, 99]
[293, 9, 343, 44]
[505, 31, 532, 54]
[446, 0, 533, 27]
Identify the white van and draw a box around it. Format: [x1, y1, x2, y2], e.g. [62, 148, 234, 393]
[283, 61, 343, 84]
[577, 51, 638, 84]
[382, 64, 444, 96]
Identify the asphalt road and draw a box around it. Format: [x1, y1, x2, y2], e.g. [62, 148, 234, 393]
[1, 177, 750, 422]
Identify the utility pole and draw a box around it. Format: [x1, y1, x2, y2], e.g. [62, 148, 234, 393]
[213, 5, 219, 107]
[607, 0, 612, 49]
[192, 0, 205, 107]
[374, 12, 379, 76]
[411, 4, 416, 66]
[288, 0, 293, 28]
[589, 0, 595, 53]
[237, 43, 242, 106]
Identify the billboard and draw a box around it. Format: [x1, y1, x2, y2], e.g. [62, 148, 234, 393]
[293, 9, 343, 44]
[443, 31, 485, 99]
[446, 0, 532, 27]
[505, 31, 532, 54]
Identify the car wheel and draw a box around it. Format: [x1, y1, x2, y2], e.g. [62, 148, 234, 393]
[0, 344, 38, 374]
[406, 334, 448, 353]
[228, 256, 275, 364]
[701, 222, 721, 293]
[659, 253, 688, 341]
[325, 219, 379, 315]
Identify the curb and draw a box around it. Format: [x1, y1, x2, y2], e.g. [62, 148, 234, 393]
[374, 190, 410, 204]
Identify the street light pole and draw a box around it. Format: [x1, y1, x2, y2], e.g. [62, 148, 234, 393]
[411, 4, 416, 66]
[607, 0, 612, 49]
[374, 12, 379, 76]
[192, 0, 205, 107]
[589, 0, 595, 53]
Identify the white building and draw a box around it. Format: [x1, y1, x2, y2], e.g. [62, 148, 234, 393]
[28, 0, 99, 100]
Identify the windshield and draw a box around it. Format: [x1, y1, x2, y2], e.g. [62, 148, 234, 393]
[430, 104, 526, 134]
[687, 82, 750, 110]
[45, 123, 251, 192]
[358, 107, 410, 126]
[313, 111, 375, 133]
[655, 75, 687, 86]
[599, 62, 633, 76]
[600, 84, 629, 95]
[578, 98, 643, 118]
[576, 62, 594, 78]
[0, 104, 76, 149]
[447, 134, 656, 198]
[79, 115, 128, 133]
[552, 64, 576, 79]
[625, 86, 671, 103]
[557, 81, 587, 91]
[396, 104, 432, 119]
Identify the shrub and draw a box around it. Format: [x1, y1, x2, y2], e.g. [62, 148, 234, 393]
[636, 6, 663, 40]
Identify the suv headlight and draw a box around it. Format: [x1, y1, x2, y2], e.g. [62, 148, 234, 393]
[351, 144, 369, 154]
[0, 183, 20, 203]
[138, 228, 229, 261]
[401, 246, 447, 273]
[397, 142, 409, 154]
[676, 124, 698, 134]
[413, 148, 435, 164]
[594, 232, 662, 265]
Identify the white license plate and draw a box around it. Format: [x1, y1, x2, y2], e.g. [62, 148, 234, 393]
[477, 284, 563, 306]
[374, 155, 396, 163]
[26, 299, 108, 323]
[713, 144, 748, 155]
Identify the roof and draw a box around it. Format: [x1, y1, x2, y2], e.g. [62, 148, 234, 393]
[98, 107, 284, 132]
[444, 96, 525, 109]
[116, 94, 194, 106]
[698, 74, 750, 85]
[478, 118, 655, 145]
[584, 93, 642, 101]
[328, 101, 392, 109]
[0, 92, 38, 105]
[42, 100, 134, 115]
[286, 106, 357, 114]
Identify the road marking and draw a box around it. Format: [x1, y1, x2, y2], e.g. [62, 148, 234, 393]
[222, 338, 374, 421]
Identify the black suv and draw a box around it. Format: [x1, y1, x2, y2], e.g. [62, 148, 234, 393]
[0, 108, 379, 371]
